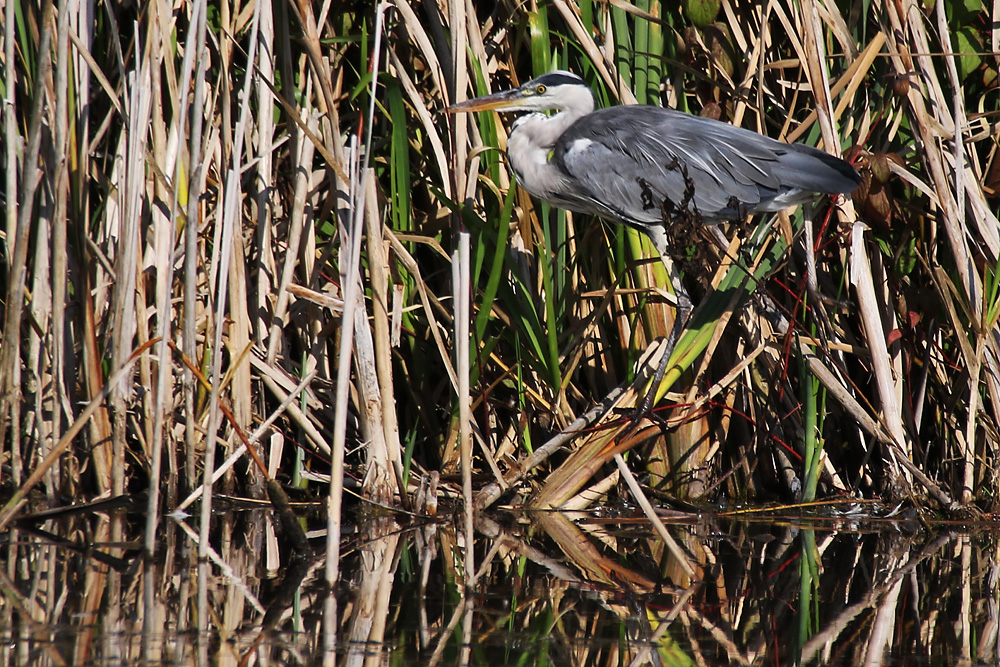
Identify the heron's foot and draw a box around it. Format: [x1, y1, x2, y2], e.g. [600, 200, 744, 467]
[628, 284, 691, 428]
[624, 344, 674, 433]
[614, 329, 683, 445]
[611, 397, 667, 445]
[633, 374, 663, 425]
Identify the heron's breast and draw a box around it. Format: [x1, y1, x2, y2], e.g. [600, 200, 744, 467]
[507, 132, 569, 197]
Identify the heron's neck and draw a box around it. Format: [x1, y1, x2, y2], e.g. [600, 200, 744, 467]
[538, 88, 595, 146]
[543, 108, 584, 142]
[506, 87, 594, 199]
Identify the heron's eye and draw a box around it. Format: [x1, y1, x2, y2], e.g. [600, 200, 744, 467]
[535, 84, 546, 94]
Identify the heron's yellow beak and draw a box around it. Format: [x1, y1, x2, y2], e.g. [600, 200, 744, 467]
[445, 88, 524, 113]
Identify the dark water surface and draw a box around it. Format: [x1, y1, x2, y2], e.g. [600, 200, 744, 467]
[0, 502, 997, 666]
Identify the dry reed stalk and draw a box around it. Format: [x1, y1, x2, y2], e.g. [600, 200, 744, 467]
[108, 43, 153, 497]
[878, 0, 1000, 502]
[881, 2, 980, 289]
[386, 45, 453, 198]
[456, 232, 475, 592]
[680, 232, 757, 405]
[50, 0, 71, 504]
[3, 0, 27, 653]
[27, 152, 53, 497]
[183, 0, 210, 508]
[362, 174, 404, 502]
[931, 0, 1000, 504]
[171, 370, 316, 516]
[144, 0, 182, 589]
[344, 522, 401, 666]
[0, 339, 152, 531]
[774, 1, 914, 498]
[256, 370, 331, 455]
[613, 453, 697, 579]
[290, 0, 346, 174]
[325, 133, 364, 661]
[386, 230, 459, 389]
[2, 0, 16, 274]
[193, 6, 268, 656]
[448, 0, 468, 202]
[351, 281, 393, 495]
[182, 0, 210, 658]
[255, 0, 277, 354]
[0, 0, 54, 487]
[473, 357, 644, 510]
[552, 0, 631, 101]
[264, 103, 315, 366]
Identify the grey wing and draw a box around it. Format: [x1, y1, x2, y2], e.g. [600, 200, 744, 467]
[551, 106, 857, 227]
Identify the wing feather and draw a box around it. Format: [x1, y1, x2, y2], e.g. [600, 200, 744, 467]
[550, 105, 858, 227]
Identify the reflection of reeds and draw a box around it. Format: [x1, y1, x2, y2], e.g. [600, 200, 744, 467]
[2, 0, 1000, 663]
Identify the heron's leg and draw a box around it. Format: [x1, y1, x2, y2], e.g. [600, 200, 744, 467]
[633, 264, 693, 423]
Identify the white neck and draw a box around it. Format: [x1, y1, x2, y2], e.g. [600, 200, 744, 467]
[506, 86, 594, 201]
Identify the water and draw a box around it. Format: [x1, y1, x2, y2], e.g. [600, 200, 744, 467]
[0, 502, 997, 666]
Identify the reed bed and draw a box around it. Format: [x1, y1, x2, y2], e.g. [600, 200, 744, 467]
[1, 0, 999, 663]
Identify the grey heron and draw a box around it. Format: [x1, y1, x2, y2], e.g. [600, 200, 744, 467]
[448, 70, 859, 409]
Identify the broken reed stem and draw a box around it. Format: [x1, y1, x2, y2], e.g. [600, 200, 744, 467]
[456, 232, 475, 592]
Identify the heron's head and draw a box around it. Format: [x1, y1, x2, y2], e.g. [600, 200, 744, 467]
[446, 71, 594, 115]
